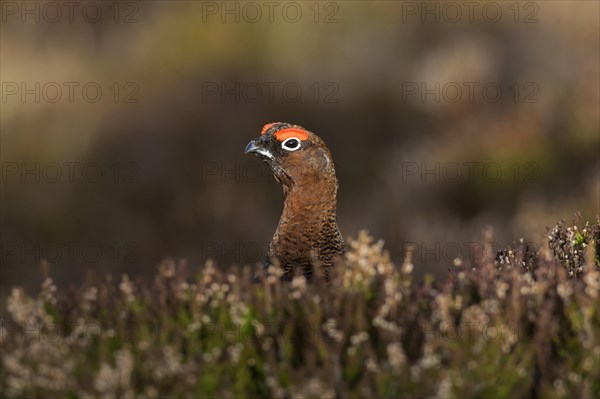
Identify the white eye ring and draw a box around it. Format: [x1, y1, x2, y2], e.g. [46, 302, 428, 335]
[281, 137, 301, 152]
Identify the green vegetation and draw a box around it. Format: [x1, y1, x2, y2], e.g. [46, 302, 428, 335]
[2, 220, 599, 398]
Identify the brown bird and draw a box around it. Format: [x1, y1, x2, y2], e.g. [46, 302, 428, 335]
[245, 122, 345, 281]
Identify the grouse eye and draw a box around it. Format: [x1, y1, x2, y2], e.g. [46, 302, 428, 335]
[281, 138, 301, 151]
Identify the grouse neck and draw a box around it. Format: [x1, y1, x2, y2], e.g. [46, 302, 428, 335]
[280, 177, 338, 225]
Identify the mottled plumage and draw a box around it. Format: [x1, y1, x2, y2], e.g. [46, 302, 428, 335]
[245, 122, 345, 281]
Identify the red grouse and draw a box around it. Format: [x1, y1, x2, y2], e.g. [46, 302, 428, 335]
[245, 122, 345, 281]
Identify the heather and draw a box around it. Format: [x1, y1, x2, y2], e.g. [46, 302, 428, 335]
[2, 220, 599, 398]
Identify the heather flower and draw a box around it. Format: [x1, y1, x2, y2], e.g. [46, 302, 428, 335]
[119, 274, 136, 303]
[584, 269, 599, 298]
[321, 318, 343, 343]
[153, 346, 182, 380]
[80, 286, 98, 312]
[387, 342, 406, 372]
[39, 277, 57, 305]
[94, 363, 119, 396]
[434, 375, 454, 399]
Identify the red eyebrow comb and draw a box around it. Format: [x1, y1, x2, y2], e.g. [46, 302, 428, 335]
[274, 127, 309, 142]
[261, 123, 276, 135]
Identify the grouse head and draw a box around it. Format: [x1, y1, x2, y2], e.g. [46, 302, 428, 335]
[245, 122, 345, 281]
[244, 122, 338, 193]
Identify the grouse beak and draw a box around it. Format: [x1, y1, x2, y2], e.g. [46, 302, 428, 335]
[244, 140, 259, 154]
[244, 139, 275, 160]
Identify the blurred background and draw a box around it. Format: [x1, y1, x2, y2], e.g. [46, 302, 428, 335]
[1, 1, 598, 299]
